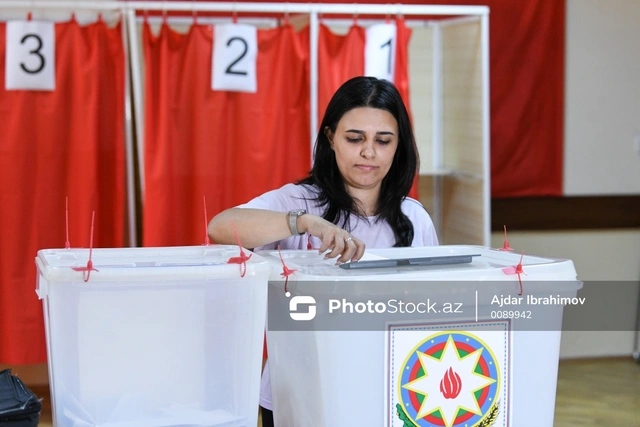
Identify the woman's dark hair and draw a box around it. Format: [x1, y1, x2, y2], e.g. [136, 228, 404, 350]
[299, 76, 419, 247]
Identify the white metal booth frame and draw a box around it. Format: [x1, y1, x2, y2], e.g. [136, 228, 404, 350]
[0, 1, 490, 248]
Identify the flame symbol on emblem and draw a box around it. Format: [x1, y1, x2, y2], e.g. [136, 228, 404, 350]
[439, 367, 462, 399]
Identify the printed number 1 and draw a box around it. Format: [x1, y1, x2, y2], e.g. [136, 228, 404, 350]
[225, 37, 248, 76]
[20, 33, 46, 74]
[380, 38, 392, 74]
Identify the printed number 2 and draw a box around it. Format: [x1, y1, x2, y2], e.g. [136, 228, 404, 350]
[225, 37, 248, 76]
[20, 33, 46, 74]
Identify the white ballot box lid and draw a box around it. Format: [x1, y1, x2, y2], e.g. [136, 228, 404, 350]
[258, 245, 578, 282]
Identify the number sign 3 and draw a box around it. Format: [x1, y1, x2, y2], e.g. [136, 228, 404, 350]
[5, 20, 56, 91]
[212, 24, 257, 93]
[365, 23, 397, 83]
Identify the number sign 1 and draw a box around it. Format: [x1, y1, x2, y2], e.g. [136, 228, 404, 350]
[364, 23, 397, 83]
[5, 20, 56, 91]
[212, 24, 258, 93]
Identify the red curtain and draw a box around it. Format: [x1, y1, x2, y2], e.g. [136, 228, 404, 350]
[393, 20, 419, 200]
[386, 0, 565, 196]
[318, 19, 418, 199]
[484, 0, 565, 196]
[142, 22, 310, 247]
[393, 19, 412, 115]
[0, 20, 126, 364]
[317, 23, 365, 121]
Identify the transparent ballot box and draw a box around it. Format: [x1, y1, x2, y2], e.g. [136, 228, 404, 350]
[36, 245, 270, 427]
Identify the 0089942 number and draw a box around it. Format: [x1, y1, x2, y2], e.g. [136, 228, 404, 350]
[490, 310, 532, 319]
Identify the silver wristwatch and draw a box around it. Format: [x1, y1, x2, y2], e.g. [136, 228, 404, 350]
[288, 209, 306, 236]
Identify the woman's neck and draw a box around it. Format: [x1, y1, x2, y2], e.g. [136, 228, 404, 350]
[348, 186, 380, 217]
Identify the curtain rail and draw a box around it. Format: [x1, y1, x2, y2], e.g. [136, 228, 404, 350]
[0, 1, 489, 17]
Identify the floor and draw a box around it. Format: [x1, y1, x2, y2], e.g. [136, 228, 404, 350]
[37, 358, 640, 427]
[553, 358, 640, 426]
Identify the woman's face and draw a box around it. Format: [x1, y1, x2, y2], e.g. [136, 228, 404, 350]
[328, 107, 399, 196]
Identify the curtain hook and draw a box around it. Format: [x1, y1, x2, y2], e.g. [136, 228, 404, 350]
[283, 2, 290, 26]
[192, 0, 198, 25]
[397, 4, 404, 21]
[162, 0, 168, 24]
[232, 1, 238, 24]
[69, 0, 77, 23]
[352, 3, 358, 26]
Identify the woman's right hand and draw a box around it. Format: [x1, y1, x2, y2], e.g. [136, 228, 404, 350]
[298, 214, 365, 264]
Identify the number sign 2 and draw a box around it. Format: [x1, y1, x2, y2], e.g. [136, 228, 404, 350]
[212, 24, 257, 93]
[5, 21, 55, 91]
[365, 23, 397, 83]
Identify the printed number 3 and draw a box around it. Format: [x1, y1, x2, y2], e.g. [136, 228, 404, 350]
[20, 33, 46, 74]
[225, 37, 248, 76]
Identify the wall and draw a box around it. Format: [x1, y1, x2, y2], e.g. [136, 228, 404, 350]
[564, 0, 640, 194]
[490, 230, 640, 358]
[550, 0, 640, 357]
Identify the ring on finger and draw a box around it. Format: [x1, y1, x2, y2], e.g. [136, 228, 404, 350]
[345, 237, 353, 243]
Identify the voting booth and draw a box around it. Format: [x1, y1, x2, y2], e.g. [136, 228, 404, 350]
[36, 245, 271, 427]
[124, 3, 491, 248]
[261, 246, 581, 427]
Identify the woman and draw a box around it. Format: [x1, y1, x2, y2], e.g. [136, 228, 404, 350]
[208, 76, 438, 426]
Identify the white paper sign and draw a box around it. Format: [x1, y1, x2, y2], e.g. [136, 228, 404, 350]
[5, 20, 55, 91]
[212, 24, 257, 93]
[365, 23, 397, 83]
